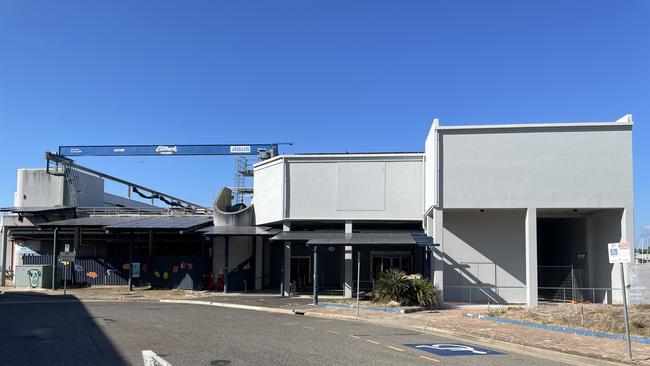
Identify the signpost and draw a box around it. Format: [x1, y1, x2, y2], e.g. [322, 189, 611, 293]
[608, 242, 633, 360]
[58, 251, 76, 296]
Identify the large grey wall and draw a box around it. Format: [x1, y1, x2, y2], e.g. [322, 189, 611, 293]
[14, 169, 65, 207]
[443, 210, 527, 303]
[13, 169, 105, 208]
[285, 156, 423, 221]
[254, 155, 424, 224]
[253, 159, 284, 225]
[437, 125, 633, 209]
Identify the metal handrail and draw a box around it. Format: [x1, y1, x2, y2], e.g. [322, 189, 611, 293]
[75, 207, 212, 216]
[538, 286, 623, 303]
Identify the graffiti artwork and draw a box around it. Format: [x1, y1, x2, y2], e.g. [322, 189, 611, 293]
[27, 269, 41, 288]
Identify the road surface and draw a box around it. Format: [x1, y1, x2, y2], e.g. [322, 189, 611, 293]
[0, 292, 572, 365]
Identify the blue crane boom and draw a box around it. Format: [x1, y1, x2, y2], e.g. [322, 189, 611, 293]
[58, 143, 289, 158]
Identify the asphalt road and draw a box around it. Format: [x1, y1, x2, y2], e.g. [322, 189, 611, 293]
[0, 292, 572, 366]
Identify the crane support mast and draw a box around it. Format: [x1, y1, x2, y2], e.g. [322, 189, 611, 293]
[58, 143, 288, 158]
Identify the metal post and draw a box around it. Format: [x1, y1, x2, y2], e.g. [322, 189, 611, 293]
[63, 263, 67, 295]
[52, 228, 58, 290]
[148, 229, 153, 256]
[280, 242, 285, 297]
[1, 227, 7, 287]
[356, 251, 361, 318]
[312, 245, 319, 305]
[620, 263, 633, 360]
[128, 240, 133, 292]
[223, 236, 229, 294]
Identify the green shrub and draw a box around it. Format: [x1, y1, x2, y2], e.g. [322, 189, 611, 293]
[373, 269, 439, 309]
[408, 277, 439, 309]
[373, 269, 409, 304]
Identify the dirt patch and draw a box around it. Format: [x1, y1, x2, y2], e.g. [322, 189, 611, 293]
[482, 303, 650, 337]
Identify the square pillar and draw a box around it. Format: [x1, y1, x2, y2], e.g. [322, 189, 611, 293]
[525, 207, 538, 307]
[255, 236, 263, 291]
[344, 246, 353, 298]
[614, 207, 635, 304]
[282, 222, 292, 296]
[431, 209, 444, 302]
[283, 242, 291, 296]
[344, 221, 353, 298]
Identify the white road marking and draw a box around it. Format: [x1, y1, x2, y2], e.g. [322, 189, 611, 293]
[142, 350, 172, 366]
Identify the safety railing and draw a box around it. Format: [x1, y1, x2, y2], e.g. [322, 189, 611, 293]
[443, 285, 527, 305]
[76, 207, 212, 216]
[538, 286, 624, 303]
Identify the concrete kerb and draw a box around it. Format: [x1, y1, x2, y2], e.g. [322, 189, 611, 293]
[159, 299, 296, 315]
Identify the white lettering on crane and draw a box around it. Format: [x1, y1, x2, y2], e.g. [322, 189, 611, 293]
[155, 145, 178, 155]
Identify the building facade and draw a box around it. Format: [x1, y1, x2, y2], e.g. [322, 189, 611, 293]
[1, 115, 635, 307]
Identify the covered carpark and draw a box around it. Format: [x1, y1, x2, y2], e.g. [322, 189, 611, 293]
[536, 208, 625, 303]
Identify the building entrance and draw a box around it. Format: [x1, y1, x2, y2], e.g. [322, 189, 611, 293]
[290, 256, 311, 289]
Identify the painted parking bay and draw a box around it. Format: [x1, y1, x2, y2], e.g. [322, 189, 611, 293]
[406, 343, 504, 357]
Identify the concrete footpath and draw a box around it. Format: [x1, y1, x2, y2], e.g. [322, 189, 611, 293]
[3, 286, 649, 365]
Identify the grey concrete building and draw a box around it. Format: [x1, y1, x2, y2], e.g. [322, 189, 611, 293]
[1, 115, 635, 307]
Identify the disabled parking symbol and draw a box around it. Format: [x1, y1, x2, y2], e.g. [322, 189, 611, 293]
[405, 343, 503, 356]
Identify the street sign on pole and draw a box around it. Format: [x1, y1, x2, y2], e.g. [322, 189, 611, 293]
[132, 262, 141, 278]
[58, 252, 76, 263]
[608, 242, 633, 360]
[609, 242, 633, 264]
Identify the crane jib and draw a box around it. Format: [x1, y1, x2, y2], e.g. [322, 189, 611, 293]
[58, 144, 280, 157]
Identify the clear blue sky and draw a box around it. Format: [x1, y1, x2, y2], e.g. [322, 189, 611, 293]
[0, 1, 648, 239]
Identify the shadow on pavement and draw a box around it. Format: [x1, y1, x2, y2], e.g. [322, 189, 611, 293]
[0, 292, 129, 366]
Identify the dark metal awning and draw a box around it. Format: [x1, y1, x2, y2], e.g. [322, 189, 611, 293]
[105, 216, 212, 231]
[39, 215, 212, 232]
[269, 231, 436, 246]
[306, 232, 416, 245]
[199, 226, 281, 236]
[39, 216, 142, 227]
[268, 231, 332, 242]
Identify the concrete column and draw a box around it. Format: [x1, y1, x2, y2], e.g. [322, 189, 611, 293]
[615, 207, 635, 304]
[431, 208, 444, 302]
[344, 221, 353, 298]
[263, 239, 271, 287]
[282, 221, 291, 297]
[283, 242, 291, 296]
[255, 236, 263, 291]
[525, 207, 538, 308]
[0, 226, 7, 286]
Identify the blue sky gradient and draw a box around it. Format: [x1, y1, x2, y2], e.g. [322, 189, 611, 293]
[1, 1, 648, 239]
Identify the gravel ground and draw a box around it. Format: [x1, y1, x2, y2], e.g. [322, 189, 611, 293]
[483, 303, 650, 337]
